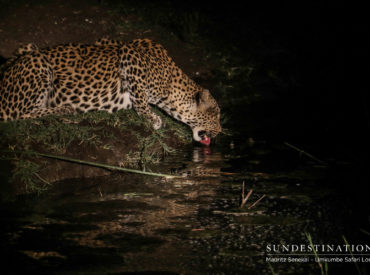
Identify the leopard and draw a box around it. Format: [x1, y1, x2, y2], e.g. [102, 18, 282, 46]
[0, 38, 221, 145]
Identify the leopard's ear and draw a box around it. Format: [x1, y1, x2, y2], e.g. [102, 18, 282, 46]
[195, 89, 213, 112]
[200, 89, 211, 101]
[195, 89, 211, 106]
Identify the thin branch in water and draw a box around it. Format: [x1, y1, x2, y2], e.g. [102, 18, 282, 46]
[248, 194, 266, 209]
[3, 150, 180, 179]
[284, 142, 327, 166]
[240, 181, 253, 208]
[240, 181, 266, 209]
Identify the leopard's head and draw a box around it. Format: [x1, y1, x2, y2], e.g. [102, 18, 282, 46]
[187, 89, 221, 145]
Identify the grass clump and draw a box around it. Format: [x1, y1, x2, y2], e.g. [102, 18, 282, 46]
[0, 113, 104, 154]
[305, 232, 329, 275]
[0, 109, 192, 194]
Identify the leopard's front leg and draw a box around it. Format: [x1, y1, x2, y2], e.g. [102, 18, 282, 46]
[129, 81, 162, 130]
[119, 45, 162, 130]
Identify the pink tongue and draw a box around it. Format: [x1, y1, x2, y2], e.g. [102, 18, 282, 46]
[200, 136, 211, 146]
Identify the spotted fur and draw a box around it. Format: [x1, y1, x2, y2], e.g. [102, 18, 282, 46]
[0, 39, 221, 142]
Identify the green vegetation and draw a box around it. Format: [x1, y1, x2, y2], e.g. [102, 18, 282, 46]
[0, 109, 191, 193]
[305, 232, 329, 275]
[343, 235, 364, 275]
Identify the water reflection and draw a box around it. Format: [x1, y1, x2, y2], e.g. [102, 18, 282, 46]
[1, 144, 364, 274]
[0, 146, 227, 273]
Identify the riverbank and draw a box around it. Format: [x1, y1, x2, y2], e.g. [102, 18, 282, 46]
[0, 110, 192, 195]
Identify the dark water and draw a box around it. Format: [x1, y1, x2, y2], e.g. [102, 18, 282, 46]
[0, 136, 369, 275]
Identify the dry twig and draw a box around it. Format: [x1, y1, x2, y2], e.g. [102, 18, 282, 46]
[240, 181, 253, 208]
[240, 181, 266, 209]
[248, 194, 266, 209]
